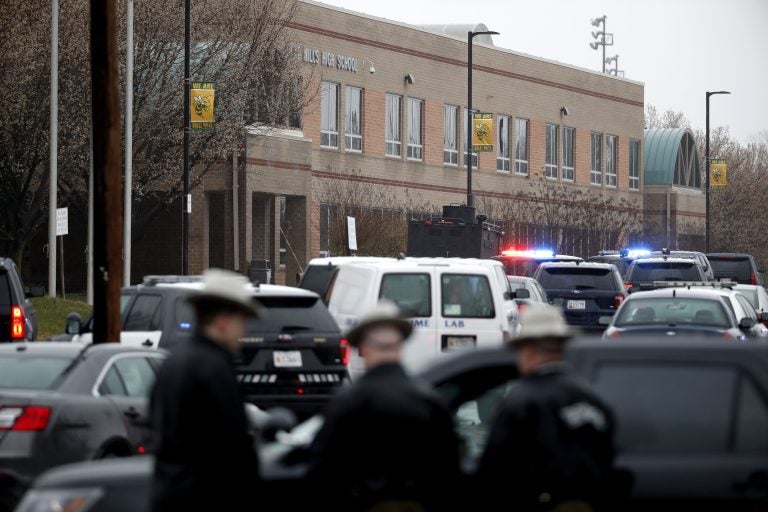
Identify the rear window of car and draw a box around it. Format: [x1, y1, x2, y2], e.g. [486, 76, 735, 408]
[442, 274, 495, 318]
[247, 296, 339, 333]
[614, 297, 731, 328]
[299, 265, 336, 296]
[0, 271, 11, 306]
[0, 356, 73, 390]
[379, 273, 431, 318]
[709, 257, 752, 282]
[536, 267, 617, 290]
[629, 262, 701, 282]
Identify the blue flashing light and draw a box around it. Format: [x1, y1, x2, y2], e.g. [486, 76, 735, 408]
[180, 322, 192, 330]
[625, 248, 651, 259]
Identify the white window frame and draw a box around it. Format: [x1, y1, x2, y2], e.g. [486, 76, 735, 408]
[320, 81, 338, 149]
[562, 127, 575, 181]
[443, 105, 459, 166]
[545, 123, 558, 179]
[406, 97, 423, 161]
[606, 135, 618, 188]
[515, 117, 529, 176]
[344, 86, 362, 152]
[629, 139, 640, 191]
[463, 109, 478, 169]
[385, 94, 401, 157]
[497, 115, 510, 173]
[591, 132, 603, 186]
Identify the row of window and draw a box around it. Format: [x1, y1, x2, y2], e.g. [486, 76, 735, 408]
[320, 81, 641, 191]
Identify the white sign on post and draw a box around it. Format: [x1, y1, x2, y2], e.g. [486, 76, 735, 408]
[347, 216, 357, 252]
[56, 207, 68, 236]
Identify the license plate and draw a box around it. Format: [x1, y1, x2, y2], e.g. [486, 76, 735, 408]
[567, 300, 586, 310]
[273, 351, 302, 368]
[445, 336, 476, 350]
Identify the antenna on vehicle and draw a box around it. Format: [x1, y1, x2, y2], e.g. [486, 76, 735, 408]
[398, 252, 406, 260]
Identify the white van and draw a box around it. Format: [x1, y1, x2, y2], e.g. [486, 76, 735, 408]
[326, 258, 519, 378]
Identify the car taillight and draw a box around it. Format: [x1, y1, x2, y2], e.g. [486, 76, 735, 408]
[0, 406, 51, 431]
[624, 283, 633, 291]
[339, 338, 350, 366]
[751, 272, 757, 285]
[614, 294, 624, 308]
[11, 306, 25, 340]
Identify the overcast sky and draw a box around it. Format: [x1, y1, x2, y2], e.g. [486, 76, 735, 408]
[317, 0, 767, 142]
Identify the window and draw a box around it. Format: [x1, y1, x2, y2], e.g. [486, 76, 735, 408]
[385, 94, 401, 157]
[629, 139, 640, 191]
[344, 86, 362, 151]
[114, 357, 157, 397]
[612, 297, 731, 328]
[247, 296, 339, 332]
[496, 115, 510, 172]
[0, 356, 72, 390]
[536, 267, 618, 291]
[593, 364, 736, 453]
[379, 273, 431, 318]
[124, 295, 162, 331]
[99, 366, 127, 396]
[590, 132, 602, 185]
[279, 196, 286, 267]
[442, 274, 495, 318]
[545, 124, 558, 179]
[463, 109, 478, 168]
[320, 81, 338, 149]
[562, 127, 575, 181]
[407, 97, 423, 160]
[319, 203, 330, 252]
[443, 105, 459, 165]
[606, 135, 617, 188]
[514, 118, 528, 175]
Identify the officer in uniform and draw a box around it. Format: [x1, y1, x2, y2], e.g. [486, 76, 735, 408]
[308, 301, 461, 512]
[476, 304, 616, 512]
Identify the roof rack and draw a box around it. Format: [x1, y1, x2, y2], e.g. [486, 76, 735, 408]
[142, 275, 202, 286]
[652, 281, 735, 290]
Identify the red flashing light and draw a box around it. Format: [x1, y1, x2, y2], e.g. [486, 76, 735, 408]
[0, 406, 51, 431]
[11, 306, 25, 340]
[137, 445, 146, 454]
[339, 338, 350, 366]
[297, 388, 304, 395]
[614, 294, 624, 309]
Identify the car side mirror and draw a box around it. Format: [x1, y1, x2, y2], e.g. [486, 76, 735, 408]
[65, 312, 83, 335]
[739, 318, 756, 330]
[261, 407, 298, 443]
[515, 289, 530, 299]
[598, 316, 612, 326]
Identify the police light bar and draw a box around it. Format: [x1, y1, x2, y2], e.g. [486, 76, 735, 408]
[651, 281, 735, 289]
[623, 248, 651, 259]
[500, 249, 555, 259]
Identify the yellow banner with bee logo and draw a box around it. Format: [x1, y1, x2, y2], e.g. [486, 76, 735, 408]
[472, 112, 493, 152]
[190, 81, 215, 130]
[710, 159, 726, 186]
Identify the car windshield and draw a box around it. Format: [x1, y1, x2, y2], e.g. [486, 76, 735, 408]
[709, 257, 752, 282]
[0, 355, 73, 390]
[614, 297, 731, 328]
[629, 262, 701, 282]
[536, 267, 616, 290]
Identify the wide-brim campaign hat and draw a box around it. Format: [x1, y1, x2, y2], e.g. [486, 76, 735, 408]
[510, 303, 574, 347]
[346, 301, 413, 348]
[187, 268, 262, 318]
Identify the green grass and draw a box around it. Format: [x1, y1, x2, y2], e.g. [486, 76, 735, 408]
[30, 295, 92, 341]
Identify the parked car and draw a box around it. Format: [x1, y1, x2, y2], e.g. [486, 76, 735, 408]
[326, 257, 519, 379]
[0, 258, 38, 342]
[648, 249, 715, 281]
[19, 338, 768, 511]
[0, 342, 164, 503]
[587, 248, 651, 277]
[506, 275, 548, 313]
[533, 262, 627, 331]
[733, 284, 768, 327]
[623, 257, 707, 292]
[491, 249, 583, 277]
[600, 287, 764, 340]
[65, 277, 349, 417]
[707, 252, 765, 286]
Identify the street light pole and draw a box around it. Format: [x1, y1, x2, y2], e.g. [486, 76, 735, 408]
[466, 29, 498, 208]
[705, 90, 731, 253]
[48, 0, 59, 298]
[124, 0, 133, 286]
[182, 0, 191, 275]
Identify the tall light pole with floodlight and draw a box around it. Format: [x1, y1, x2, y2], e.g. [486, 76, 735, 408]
[705, 90, 731, 252]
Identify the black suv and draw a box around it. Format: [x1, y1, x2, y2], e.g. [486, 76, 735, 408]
[533, 262, 627, 331]
[624, 257, 707, 292]
[707, 253, 765, 286]
[66, 276, 349, 416]
[0, 257, 38, 342]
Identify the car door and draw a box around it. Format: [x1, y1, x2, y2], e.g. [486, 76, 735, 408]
[96, 355, 161, 453]
[121, 293, 164, 348]
[583, 355, 768, 509]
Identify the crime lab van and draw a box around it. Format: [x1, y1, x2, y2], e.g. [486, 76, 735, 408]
[326, 258, 520, 378]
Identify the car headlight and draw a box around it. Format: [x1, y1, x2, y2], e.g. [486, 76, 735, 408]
[15, 488, 104, 512]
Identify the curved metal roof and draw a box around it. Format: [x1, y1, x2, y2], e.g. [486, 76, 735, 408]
[643, 128, 701, 188]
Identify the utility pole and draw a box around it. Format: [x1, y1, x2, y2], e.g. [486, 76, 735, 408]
[90, 0, 124, 342]
[705, 90, 731, 253]
[182, 0, 191, 275]
[124, 0, 134, 286]
[48, 0, 59, 298]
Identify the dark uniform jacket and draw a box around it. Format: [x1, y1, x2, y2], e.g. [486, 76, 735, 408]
[149, 334, 259, 512]
[476, 362, 615, 511]
[308, 362, 461, 511]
